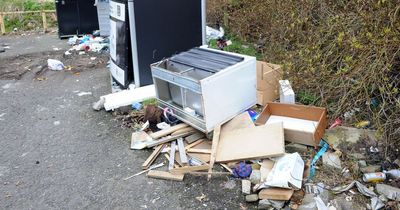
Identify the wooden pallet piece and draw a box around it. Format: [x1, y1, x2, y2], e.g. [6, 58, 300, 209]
[171, 127, 196, 136]
[177, 138, 188, 165]
[186, 148, 211, 154]
[149, 123, 188, 139]
[168, 141, 176, 171]
[146, 130, 195, 148]
[170, 165, 209, 175]
[185, 139, 205, 150]
[164, 154, 179, 168]
[185, 132, 205, 144]
[208, 124, 221, 181]
[142, 144, 164, 170]
[258, 188, 294, 200]
[147, 170, 184, 181]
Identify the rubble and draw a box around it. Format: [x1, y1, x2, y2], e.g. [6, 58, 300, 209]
[245, 194, 259, 202]
[322, 152, 342, 169]
[360, 165, 381, 173]
[242, 180, 251, 195]
[376, 184, 400, 201]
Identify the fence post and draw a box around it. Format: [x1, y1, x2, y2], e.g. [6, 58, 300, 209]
[0, 13, 5, 35]
[41, 11, 47, 32]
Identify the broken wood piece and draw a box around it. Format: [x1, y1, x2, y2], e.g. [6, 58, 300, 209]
[220, 163, 233, 174]
[146, 130, 195, 148]
[208, 124, 221, 181]
[147, 170, 184, 181]
[188, 153, 210, 163]
[186, 171, 231, 176]
[186, 148, 211, 154]
[170, 165, 209, 174]
[168, 141, 176, 171]
[123, 163, 164, 180]
[258, 188, 294, 201]
[185, 139, 206, 150]
[164, 154, 179, 168]
[142, 144, 164, 170]
[149, 123, 188, 139]
[215, 123, 285, 163]
[177, 138, 188, 165]
[171, 127, 196, 136]
[185, 132, 205, 144]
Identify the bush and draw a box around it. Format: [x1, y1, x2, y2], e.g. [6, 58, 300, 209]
[208, 0, 400, 153]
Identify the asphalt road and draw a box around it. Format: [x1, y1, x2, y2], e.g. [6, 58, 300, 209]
[0, 34, 249, 209]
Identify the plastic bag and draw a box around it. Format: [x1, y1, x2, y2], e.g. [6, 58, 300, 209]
[47, 59, 64, 71]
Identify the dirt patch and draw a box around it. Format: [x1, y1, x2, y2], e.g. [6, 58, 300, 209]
[0, 50, 109, 80]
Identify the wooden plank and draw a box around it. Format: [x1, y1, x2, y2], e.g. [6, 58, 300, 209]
[147, 170, 184, 181]
[146, 130, 195, 148]
[185, 139, 205, 150]
[215, 123, 285, 163]
[149, 123, 188, 139]
[185, 132, 205, 144]
[142, 144, 164, 169]
[188, 153, 210, 163]
[187, 148, 211, 154]
[0, 14, 5, 35]
[41, 11, 47, 32]
[171, 127, 196, 136]
[168, 141, 176, 171]
[220, 163, 233, 174]
[171, 165, 209, 174]
[208, 124, 221, 181]
[177, 138, 188, 165]
[164, 154, 179, 168]
[258, 188, 294, 201]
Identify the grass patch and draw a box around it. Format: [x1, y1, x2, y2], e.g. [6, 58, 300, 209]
[209, 33, 262, 59]
[0, 0, 56, 33]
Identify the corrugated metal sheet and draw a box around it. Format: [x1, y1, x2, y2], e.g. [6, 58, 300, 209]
[97, 0, 110, 36]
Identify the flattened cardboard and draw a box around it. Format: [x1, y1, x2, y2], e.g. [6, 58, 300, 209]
[215, 122, 285, 163]
[255, 102, 327, 147]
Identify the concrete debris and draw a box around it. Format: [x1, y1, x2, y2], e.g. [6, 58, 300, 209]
[360, 165, 381, 173]
[245, 194, 259, 202]
[92, 98, 105, 111]
[357, 160, 367, 168]
[258, 199, 285, 209]
[322, 152, 342, 169]
[249, 170, 261, 185]
[242, 180, 251, 195]
[323, 126, 375, 149]
[285, 143, 308, 154]
[376, 184, 400, 201]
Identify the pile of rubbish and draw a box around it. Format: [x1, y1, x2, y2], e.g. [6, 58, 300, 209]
[96, 48, 399, 209]
[66, 34, 109, 55]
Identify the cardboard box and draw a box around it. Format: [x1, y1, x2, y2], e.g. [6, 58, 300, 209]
[256, 61, 282, 105]
[255, 102, 327, 147]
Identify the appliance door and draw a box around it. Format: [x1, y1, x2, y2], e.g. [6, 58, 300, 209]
[77, 0, 99, 34]
[110, 0, 132, 87]
[55, 0, 79, 37]
[131, 0, 203, 87]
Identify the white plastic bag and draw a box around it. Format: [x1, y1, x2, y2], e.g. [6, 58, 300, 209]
[47, 59, 64, 71]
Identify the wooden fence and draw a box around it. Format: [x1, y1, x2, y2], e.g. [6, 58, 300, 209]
[0, 10, 56, 35]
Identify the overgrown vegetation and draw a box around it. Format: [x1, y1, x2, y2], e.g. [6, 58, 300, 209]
[208, 0, 400, 155]
[0, 0, 56, 33]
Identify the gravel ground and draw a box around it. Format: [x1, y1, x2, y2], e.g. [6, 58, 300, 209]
[0, 34, 251, 210]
